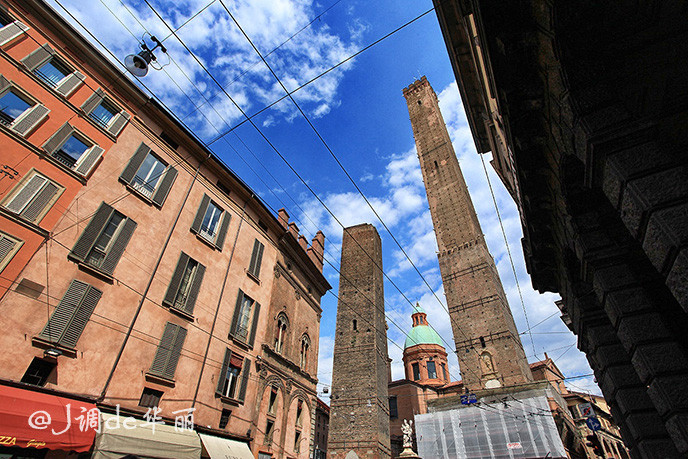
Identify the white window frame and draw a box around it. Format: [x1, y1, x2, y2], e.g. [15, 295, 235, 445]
[0, 231, 23, 272]
[1, 169, 63, 224]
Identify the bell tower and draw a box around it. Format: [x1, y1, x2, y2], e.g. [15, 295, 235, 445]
[403, 77, 532, 389]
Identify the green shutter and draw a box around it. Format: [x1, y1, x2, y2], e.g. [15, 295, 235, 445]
[21, 44, 53, 71]
[248, 240, 264, 278]
[164, 325, 187, 379]
[74, 145, 104, 177]
[107, 111, 130, 136]
[20, 180, 58, 223]
[183, 262, 205, 314]
[229, 290, 244, 338]
[237, 358, 251, 403]
[248, 302, 261, 347]
[42, 123, 73, 155]
[5, 174, 47, 214]
[12, 104, 50, 137]
[216, 348, 232, 395]
[151, 166, 177, 208]
[191, 194, 210, 234]
[214, 212, 231, 251]
[163, 252, 190, 307]
[81, 88, 104, 115]
[99, 217, 136, 275]
[60, 284, 102, 348]
[150, 322, 177, 377]
[119, 143, 150, 185]
[55, 71, 85, 97]
[70, 202, 113, 262]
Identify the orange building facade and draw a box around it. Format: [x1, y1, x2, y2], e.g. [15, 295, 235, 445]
[0, 1, 330, 458]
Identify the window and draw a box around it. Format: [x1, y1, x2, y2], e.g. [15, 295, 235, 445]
[0, 9, 29, 46]
[22, 44, 85, 97]
[274, 313, 288, 354]
[427, 360, 437, 379]
[441, 362, 448, 381]
[389, 396, 398, 419]
[148, 322, 187, 380]
[0, 76, 50, 137]
[21, 358, 55, 386]
[412, 362, 420, 381]
[38, 279, 102, 348]
[81, 88, 130, 136]
[258, 453, 272, 459]
[139, 388, 163, 408]
[479, 336, 486, 348]
[0, 231, 23, 272]
[42, 124, 103, 177]
[229, 289, 261, 346]
[68, 202, 136, 276]
[219, 409, 231, 429]
[268, 387, 278, 415]
[247, 239, 264, 279]
[295, 399, 303, 427]
[216, 348, 250, 402]
[264, 420, 274, 445]
[2, 170, 62, 224]
[300, 334, 310, 370]
[191, 194, 231, 250]
[163, 252, 206, 316]
[294, 430, 301, 453]
[352, 319, 357, 331]
[120, 144, 177, 206]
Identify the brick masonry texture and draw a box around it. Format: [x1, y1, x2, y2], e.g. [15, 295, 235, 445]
[328, 224, 391, 459]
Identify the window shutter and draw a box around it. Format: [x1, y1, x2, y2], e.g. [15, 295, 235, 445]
[183, 262, 205, 314]
[164, 325, 187, 379]
[237, 358, 251, 403]
[81, 88, 104, 115]
[55, 71, 85, 97]
[0, 235, 18, 268]
[21, 44, 53, 71]
[11, 104, 50, 137]
[229, 290, 244, 338]
[163, 252, 190, 307]
[151, 166, 177, 208]
[248, 240, 264, 277]
[60, 284, 102, 348]
[216, 348, 232, 395]
[150, 322, 177, 376]
[20, 180, 58, 223]
[4, 174, 47, 214]
[248, 301, 261, 347]
[120, 143, 150, 185]
[70, 202, 113, 262]
[73, 145, 104, 177]
[42, 123, 73, 155]
[99, 217, 136, 275]
[107, 111, 130, 136]
[0, 75, 9, 93]
[214, 212, 231, 251]
[39, 280, 92, 345]
[0, 20, 29, 46]
[191, 194, 211, 234]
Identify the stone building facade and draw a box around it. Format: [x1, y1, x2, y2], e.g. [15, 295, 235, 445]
[431, 0, 688, 456]
[0, 1, 330, 457]
[328, 224, 391, 459]
[403, 76, 532, 390]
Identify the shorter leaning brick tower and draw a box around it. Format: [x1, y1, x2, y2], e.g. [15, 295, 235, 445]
[328, 224, 391, 459]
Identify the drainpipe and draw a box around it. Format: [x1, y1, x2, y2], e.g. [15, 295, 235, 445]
[191, 194, 252, 407]
[98, 154, 210, 402]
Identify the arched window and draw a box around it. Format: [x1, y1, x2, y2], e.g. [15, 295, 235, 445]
[300, 334, 310, 370]
[274, 313, 288, 354]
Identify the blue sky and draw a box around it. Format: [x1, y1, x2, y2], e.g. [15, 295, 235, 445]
[49, 0, 600, 397]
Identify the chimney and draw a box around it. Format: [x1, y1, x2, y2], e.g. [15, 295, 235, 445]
[288, 221, 299, 239]
[307, 230, 325, 272]
[277, 208, 289, 229]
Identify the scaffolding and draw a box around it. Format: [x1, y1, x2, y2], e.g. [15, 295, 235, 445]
[415, 391, 566, 458]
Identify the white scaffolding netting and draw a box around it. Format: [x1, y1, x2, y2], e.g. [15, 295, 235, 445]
[415, 394, 566, 458]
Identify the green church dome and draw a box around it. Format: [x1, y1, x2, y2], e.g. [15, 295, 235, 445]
[404, 323, 444, 348]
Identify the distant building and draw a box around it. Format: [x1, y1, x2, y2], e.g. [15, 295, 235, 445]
[313, 397, 329, 459]
[0, 1, 330, 458]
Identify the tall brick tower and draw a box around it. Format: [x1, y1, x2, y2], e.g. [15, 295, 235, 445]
[403, 77, 532, 390]
[328, 224, 391, 459]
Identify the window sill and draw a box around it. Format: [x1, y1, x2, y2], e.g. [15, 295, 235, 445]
[194, 231, 219, 251]
[168, 306, 194, 321]
[39, 150, 89, 183]
[68, 256, 114, 283]
[31, 337, 77, 358]
[228, 335, 252, 351]
[0, 207, 49, 238]
[216, 394, 243, 406]
[246, 270, 260, 284]
[145, 373, 175, 388]
[122, 180, 159, 208]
